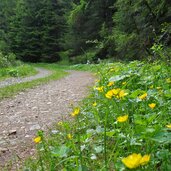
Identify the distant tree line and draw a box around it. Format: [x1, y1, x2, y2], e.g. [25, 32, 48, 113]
[0, 0, 171, 63]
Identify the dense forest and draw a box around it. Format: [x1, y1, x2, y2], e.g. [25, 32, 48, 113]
[0, 0, 171, 63]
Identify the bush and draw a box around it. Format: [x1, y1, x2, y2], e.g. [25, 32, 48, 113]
[0, 51, 20, 68]
[70, 51, 97, 64]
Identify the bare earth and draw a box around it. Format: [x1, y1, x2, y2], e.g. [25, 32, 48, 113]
[0, 70, 95, 169]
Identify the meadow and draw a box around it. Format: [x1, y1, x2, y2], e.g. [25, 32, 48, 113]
[23, 61, 171, 171]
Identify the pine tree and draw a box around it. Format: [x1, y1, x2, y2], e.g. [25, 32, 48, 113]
[9, 0, 67, 62]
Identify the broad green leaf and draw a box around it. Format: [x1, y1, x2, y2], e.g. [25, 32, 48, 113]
[150, 131, 171, 144]
[106, 130, 115, 137]
[51, 145, 70, 158]
[109, 74, 129, 82]
[94, 145, 103, 153]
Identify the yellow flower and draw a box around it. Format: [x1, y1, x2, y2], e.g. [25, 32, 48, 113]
[96, 86, 104, 92]
[117, 115, 128, 122]
[148, 103, 156, 109]
[139, 155, 151, 166]
[105, 90, 113, 99]
[93, 102, 97, 107]
[34, 136, 41, 143]
[122, 82, 127, 85]
[138, 93, 147, 100]
[112, 88, 120, 95]
[166, 78, 171, 83]
[166, 124, 171, 128]
[107, 82, 114, 87]
[118, 90, 128, 98]
[67, 133, 72, 140]
[122, 153, 142, 169]
[71, 108, 80, 117]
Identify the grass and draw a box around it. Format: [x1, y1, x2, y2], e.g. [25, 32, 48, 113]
[22, 61, 171, 171]
[0, 65, 38, 81]
[0, 63, 68, 100]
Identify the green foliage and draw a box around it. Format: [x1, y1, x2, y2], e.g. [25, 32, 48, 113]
[113, 0, 171, 60]
[70, 51, 97, 64]
[23, 61, 171, 170]
[0, 52, 19, 68]
[0, 63, 68, 100]
[8, 0, 69, 62]
[0, 65, 37, 80]
[65, 0, 115, 59]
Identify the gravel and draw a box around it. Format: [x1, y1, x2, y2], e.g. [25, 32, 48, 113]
[0, 68, 52, 88]
[0, 70, 95, 169]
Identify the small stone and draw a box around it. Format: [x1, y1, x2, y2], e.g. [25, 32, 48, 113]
[8, 130, 17, 136]
[51, 130, 59, 134]
[30, 124, 41, 131]
[25, 135, 30, 138]
[0, 147, 8, 153]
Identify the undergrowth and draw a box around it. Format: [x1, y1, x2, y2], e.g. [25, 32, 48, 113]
[22, 61, 171, 171]
[0, 65, 37, 81]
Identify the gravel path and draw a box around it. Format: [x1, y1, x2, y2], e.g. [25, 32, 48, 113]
[0, 70, 95, 169]
[0, 68, 52, 88]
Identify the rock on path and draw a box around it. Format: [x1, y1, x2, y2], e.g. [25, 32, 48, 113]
[0, 70, 95, 168]
[0, 68, 52, 88]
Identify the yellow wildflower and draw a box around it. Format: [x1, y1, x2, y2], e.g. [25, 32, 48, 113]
[122, 153, 142, 169]
[148, 103, 156, 109]
[71, 108, 80, 117]
[166, 124, 171, 128]
[138, 93, 147, 100]
[34, 136, 41, 144]
[67, 134, 72, 140]
[122, 82, 127, 85]
[166, 78, 171, 83]
[117, 115, 128, 122]
[105, 90, 113, 99]
[139, 155, 151, 166]
[96, 86, 104, 92]
[93, 102, 97, 107]
[107, 82, 114, 87]
[118, 90, 128, 98]
[112, 88, 120, 95]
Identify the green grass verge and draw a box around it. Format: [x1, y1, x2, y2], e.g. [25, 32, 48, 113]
[0, 65, 38, 81]
[23, 61, 171, 171]
[0, 63, 68, 100]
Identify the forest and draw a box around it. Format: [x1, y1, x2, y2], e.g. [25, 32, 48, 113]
[0, 0, 171, 64]
[0, 0, 171, 171]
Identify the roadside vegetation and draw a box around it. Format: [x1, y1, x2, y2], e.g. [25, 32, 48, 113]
[0, 0, 171, 170]
[23, 61, 171, 171]
[0, 51, 38, 80]
[0, 65, 37, 81]
[0, 63, 68, 100]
